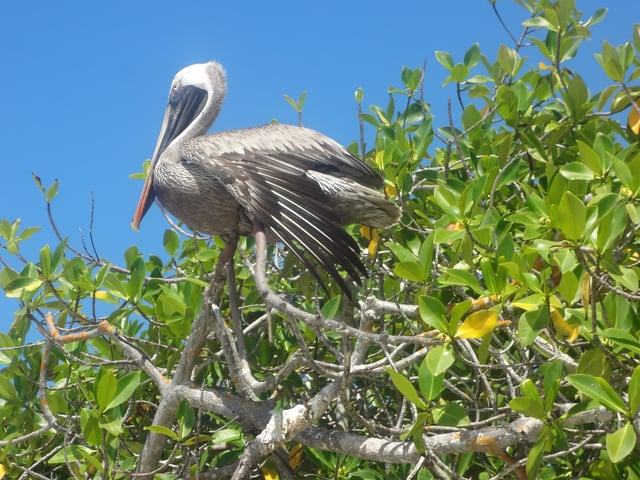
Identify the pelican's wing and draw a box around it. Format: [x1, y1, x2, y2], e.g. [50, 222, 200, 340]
[183, 129, 370, 295]
[232, 154, 367, 294]
[194, 123, 383, 187]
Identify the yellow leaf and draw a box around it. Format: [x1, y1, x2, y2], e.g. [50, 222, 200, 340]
[289, 443, 303, 470]
[385, 184, 398, 199]
[455, 310, 498, 339]
[629, 100, 640, 135]
[375, 150, 385, 170]
[359, 225, 373, 240]
[538, 61, 552, 71]
[580, 272, 591, 315]
[93, 290, 112, 301]
[511, 294, 562, 312]
[359, 226, 380, 258]
[368, 231, 380, 258]
[0, 464, 5, 479]
[261, 462, 279, 480]
[551, 308, 579, 343]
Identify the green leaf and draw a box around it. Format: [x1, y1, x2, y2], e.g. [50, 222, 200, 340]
[526, 435, 546, 480]
[564, 76, 589, 118]
[577, 349, 610, 378]
[354, 86, 364, 103]
[127, 255, 146, 300]
[433, 185, 462, 220]
[438, 268, 484, 295]
[320, 295, 341, 319]
[51, 240, 67, 273]
[163, 229, 180, 257]
[63, 257, 88, 284]
[518, 306, 549, 346]
[611, 157, 634, 192]
[177, 400, 195, 440]
[497, 44, 522, 77]
[433, 226, 466, 244]
[105, 372, 141, 411]
[284, 91, 307, 113]
[559, 162, 594, 181]
[463, 43, 481, 68]
[626, 203, 640, 224]
[401, 66, 423, 91]
[96, 369, 117, 412]
[432, 403, 470, 427]
[80, 408, 101, 446]
[386, 242, 417, 263]
[510, 397, 546, 420]
[566, 374, 628, 415]
[418, 295, 450, 335]
[394, 261, 425, 282]
[0, 375, 19, 400]
[606, 422, 636, 463]
[539, 360, 563, 405]
[587, 7, 608, 27]
[45, 180, 59, 203]
[609, 266, 639, 292]
[32, 173, 45, 194]
[100, 415, 124, 437]
[4, 276, 43, 298]
[520, 378, 543, 405]
[425, 344, 455, 376]
[403, 411, 428, 454]
[211, 428, 243, 445]
[598, 41, 625, 82]
[555, 191, 586, 241]
[522, 16, 556, 30]
[450, 64, 470, 83]
[49, 445, 99, 467]
[629, 366, 640, 415]
[511, 293, 546, 312]
[0, 334, 15, 365]
[39, 244, 52, 279]
[577, 140, 602, 174]
[418, 360, 444, 402]
[600, 328, 640, 355]
[435, 50, 454, 70]
[145, 425, 179, 440]
[386, 367, 427, 409]
[597, 203, 628, 252]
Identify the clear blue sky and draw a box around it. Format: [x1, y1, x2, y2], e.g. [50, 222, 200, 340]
[0, 1, 635, 333]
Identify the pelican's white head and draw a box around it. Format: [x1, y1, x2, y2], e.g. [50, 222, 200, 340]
[132, 61, 227, 230]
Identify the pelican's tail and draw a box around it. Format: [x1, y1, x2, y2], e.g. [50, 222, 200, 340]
[305, 171, 401, 228]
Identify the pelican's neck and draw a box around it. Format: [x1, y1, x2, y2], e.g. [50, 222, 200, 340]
[182, 62, 227, 143]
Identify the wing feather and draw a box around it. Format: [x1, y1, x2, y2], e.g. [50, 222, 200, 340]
[222, 155, 367, 294]
[181, 126, 381, 295]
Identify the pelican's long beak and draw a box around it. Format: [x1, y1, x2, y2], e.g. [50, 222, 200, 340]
[131, 165, 156, 231]
[131, 105, 171, 231]
[131, 85, 208, 230]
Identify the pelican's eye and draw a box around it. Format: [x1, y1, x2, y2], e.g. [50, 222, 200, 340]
[169, 83, 181, 104]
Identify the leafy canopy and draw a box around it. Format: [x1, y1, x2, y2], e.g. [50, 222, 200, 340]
[2, 0, 640, 478]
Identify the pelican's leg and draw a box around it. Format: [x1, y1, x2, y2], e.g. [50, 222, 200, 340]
[224, 237, 249, 360]
[212, 235, 238, 303]
[252, 221, 269, 297]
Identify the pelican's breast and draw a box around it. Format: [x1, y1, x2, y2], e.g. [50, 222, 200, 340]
[152, 148, 244, 235]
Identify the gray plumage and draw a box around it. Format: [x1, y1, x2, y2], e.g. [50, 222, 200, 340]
[132, 61, 400, 294]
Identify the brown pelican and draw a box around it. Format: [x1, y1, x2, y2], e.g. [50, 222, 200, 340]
[132, 61, 400, 295]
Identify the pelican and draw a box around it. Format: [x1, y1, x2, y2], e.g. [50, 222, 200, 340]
[132, 61, 400, 295]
